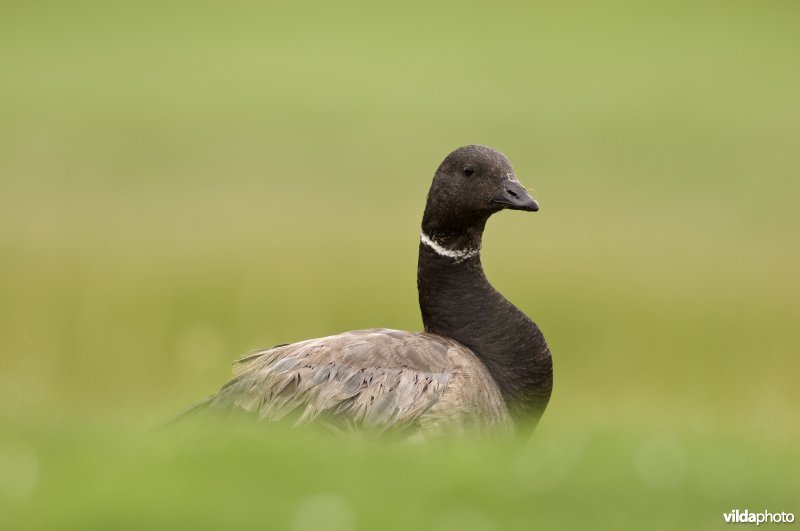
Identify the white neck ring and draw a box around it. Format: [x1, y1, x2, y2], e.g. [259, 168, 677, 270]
[420, 231, 480, 262]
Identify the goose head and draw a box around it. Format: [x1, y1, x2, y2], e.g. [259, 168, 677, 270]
[422, 145, 538, 235]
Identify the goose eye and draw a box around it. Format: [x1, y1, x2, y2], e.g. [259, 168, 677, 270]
[462, 164, 474, 177]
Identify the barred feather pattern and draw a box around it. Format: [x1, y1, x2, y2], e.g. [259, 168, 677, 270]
[206, 328, 512, 437]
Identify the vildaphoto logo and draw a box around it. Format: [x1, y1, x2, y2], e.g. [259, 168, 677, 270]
[723, 509, 795, 525]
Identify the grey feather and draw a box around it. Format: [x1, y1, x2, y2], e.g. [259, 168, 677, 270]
[201, 328, 512, 437]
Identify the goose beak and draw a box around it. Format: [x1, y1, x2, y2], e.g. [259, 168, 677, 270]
[492, 179, 539, 212]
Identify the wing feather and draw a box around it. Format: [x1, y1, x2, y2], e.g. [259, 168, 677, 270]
[204, 328, 511, 436]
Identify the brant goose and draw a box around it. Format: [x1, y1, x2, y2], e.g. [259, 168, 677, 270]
[180, 145, 552, 436]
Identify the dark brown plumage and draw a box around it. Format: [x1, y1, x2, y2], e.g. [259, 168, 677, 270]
[177, 145, 552, 437]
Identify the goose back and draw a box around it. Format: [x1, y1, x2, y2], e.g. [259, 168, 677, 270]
[202, 328, 512, 437]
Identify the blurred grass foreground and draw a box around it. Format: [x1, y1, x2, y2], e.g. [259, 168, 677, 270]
[1, 0, 799, 529]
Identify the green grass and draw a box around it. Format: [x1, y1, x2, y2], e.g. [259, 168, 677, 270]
[1, 417, 798, 530]
[1, 0, 799, 528]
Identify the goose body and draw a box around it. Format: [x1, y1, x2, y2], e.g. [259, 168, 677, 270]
[183, 145, 553, 437]
[207, 329, 512, 436]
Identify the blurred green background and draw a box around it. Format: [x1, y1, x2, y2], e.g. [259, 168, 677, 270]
[1, 0, 798, 529]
